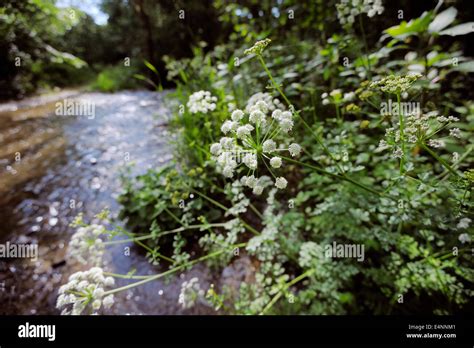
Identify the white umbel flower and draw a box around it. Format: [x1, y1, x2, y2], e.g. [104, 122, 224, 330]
[245, 175, 258, 188]
[275, 177, 288, 189]
[449, 128, 461, 138]
[187, 90, 217, 114]
[245, 92, 285, 113]
[231, 109, 244, 121]
[221, 120, 236, 134]
[458, 233, 471, 244]
[253, 185, 264, 195]
[223, 165, 235, 178]
[288, 143, 302, 157]
[428, 139, 445, 148]
[219, 137, 234, 150]
[249, 110, 266, 125]
[336, 0, 384, 27]
[243, 153, 258, 170]
[178, 277, 205, 309]
[457, 218, 471, 229]
[102, 295, 115, 309]
[236, 125, 253, 139]
[270, 157, 282, 168]
[57, 267, 115, 315]
[262, 139, 277, 153]
[210, 143, 222, 156]
[279, 118, 294, 133]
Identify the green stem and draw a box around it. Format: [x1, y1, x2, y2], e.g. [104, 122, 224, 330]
[191, 188, 260, 235]
[280, 155, 390, 199]
[397, 93, 405, 175]
[104, 243, 247, 296]
[165, 207, 185, 227]
[257, 55, 345, 174]
[249, 203, 264, 220]
[191, 188, 229, 211]
[116, 226, 175, 264]
[335, 104, 341, 123]
[437, 145, 472, 181]
[104, 272, 150, 280]
[420, 142, 460, 177]
[103, 223, 229, 246]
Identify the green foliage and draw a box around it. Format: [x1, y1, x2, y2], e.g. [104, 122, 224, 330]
[79, 0, 474, 316]
[89, 64, 140, 92]
[0, 0, 90, 98]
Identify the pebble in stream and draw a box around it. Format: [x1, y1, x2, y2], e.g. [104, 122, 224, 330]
[0, 91, 254, 315]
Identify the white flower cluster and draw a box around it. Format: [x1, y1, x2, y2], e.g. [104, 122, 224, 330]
[377, 111, 461, 158]
[336, 0, 384, 26]
[56, 267, 115, 315]
[457, 217, 471, 230]
[322, 89, 355, 105]
[210, 93, 302, 194]
[459, 233, 471, 244]
[457, 218, 472, 244]
[370, 73, 421, 95]
[178, 277, 205, 309]
[68, 224, 106, 266]
[186, 90, 217, 114]
[244, 38, 272, 56]
[244, 92, 285, 113]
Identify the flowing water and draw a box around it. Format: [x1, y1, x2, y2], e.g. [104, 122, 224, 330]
[0, 90, 253, 315]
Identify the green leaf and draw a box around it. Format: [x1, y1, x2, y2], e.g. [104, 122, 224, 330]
[428, 7, 457, 33]
[439, 22, 474, 36]
[385, 12, 433, 39]
[144, 60, 159, 75]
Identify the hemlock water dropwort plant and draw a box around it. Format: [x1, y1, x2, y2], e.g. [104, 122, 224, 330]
[209, 92, 302, 194]
[56, 267, 115, 315]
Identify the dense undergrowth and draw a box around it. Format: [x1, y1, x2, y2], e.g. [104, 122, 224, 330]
[58, 1, 473, 315]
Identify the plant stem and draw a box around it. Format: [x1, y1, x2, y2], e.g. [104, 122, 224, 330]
[116, 226, 175, 264]
[249, 203, 264, 220]
[104, 272, 150, 280]
[397, 93, 405, 175]
[191, 188, 260, 235]
[437, 145, 472, 181]
[104, 243, 247, 296]
[335, 104, 341, 123]
[103, 223, 229, 246]
[420, 142, 460, 177]
[280, 155, 390, 199]
[257, 55, 345, 174]
[191, 188, 229, 211]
